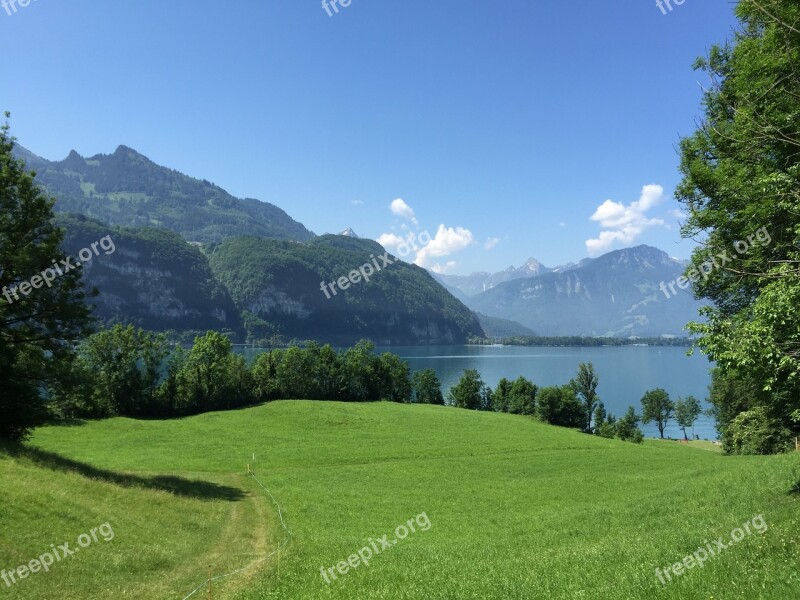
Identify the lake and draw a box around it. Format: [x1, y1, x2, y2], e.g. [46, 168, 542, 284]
[381, 345, 716, 441]
[240, 345, 717, 441]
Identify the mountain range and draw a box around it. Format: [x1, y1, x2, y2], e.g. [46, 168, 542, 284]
[17, 145, 314, 243]
[464, 246, 702, 337]
[15, 143, 703, 342]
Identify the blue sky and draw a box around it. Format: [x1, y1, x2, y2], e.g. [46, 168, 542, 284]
[1, 0, 738, 274]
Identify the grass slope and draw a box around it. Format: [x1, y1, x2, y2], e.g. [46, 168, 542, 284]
[2, 402, 798, 599]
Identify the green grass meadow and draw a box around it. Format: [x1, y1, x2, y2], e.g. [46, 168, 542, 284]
[1, 401, 798, 599]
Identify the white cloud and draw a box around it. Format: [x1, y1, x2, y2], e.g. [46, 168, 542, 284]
[585, 184, 666, 256]
[414, 224, 474, 268]
[485, 237, 501, 250]
[376, 232, 405, 248]
[390, 198, 418, 226]
[559, 221, 567, 228]
[351, 199, 364, 205]
[429, 261, 458, 274]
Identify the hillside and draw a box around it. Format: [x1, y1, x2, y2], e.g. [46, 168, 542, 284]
[55, 214, 243, 336]
[2, 401, 797, 599]
[467, 245, 704, 337]
[208, 235, 484, 345]
[15, 145, 314, 243]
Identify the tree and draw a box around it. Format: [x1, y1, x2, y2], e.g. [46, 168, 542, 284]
[252, 348, 283, 402]
[593, 402, 607, 435]
[573, 362, 599, 432]
[342, 340, 378, 401]
[536, 385, 586, 428]
[67, 325, 170, 417]
[616, 406, 643, 443]
[641, 388, 674, 439]
[276, 345, 316, 399]
[726, 406, 792, 455]
[448, 369, 486, 410]
[412, 368, 444, 405]
[0, 116, 94, 441]
[491, 377, 512, 412]
[676, 0, 800, 452]
[175, 331, 252, 414]
[675, 396, 703, 441]
[507, 376, 537, 415]
[376, 352, 412, 403]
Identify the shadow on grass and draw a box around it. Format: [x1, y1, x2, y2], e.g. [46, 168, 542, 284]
[0, 442, 244, 502]
[44, 419, 90, 428]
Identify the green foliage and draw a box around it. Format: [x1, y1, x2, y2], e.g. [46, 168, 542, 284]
[507, 376, 537, 416]
[675, 395, 703, 441]
[174, 331, 253, 414]
[56, 325, 171, 418]
[726, 405, 793, 455]
[342, 340, 380, 401]
[593, 402, 608, 434]
[0, 117, 93, 441]
[208, 236, 484, 345]
[536, 385, 587, 428]
[22, 144, 314, 243]
[641, 388, 674, 439]
[376, 352, 412, 403]
[251, 349, 282, 402]
[616, 407, 644, 443]
[677, 0, 800, 452]
[597, 419, 617, 440]
[573, 362, 599, 431]
[491, 377, 512, 412]
[55, 213, 243, 336]
[448, 369, 491, 411]
[411, 368, 444, 405]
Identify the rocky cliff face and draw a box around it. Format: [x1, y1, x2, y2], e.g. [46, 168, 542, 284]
[57, 214, 242, 336]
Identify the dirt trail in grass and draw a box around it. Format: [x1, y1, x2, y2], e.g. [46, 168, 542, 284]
[133, 473, 277, 599]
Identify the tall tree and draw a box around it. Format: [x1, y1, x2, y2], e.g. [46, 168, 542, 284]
[412, 368, 444, 405]
[0, 116, 93, 441]
[492, 377, 512, 412]
[376, 352, 412, 403]
[537, 385, 587, 428]
[508, 376, 537, 416]
[573, 362, 599, 432]
[616, 407, 644, 443]
[448, 369, 487, 410]
[641, 388, 674, 439]
[676, 0, 800, 452]
[675, 396, 703, 441]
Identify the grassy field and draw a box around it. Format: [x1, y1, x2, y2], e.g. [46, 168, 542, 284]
[1, 401, 798, 599]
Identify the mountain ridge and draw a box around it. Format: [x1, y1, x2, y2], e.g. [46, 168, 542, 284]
[465, 245, 701, 337]
[13, 143, 315, 244]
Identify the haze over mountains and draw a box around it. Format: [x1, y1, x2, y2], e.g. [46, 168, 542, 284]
[17, 144, 702, 342]
[464, 247, 703, 337]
